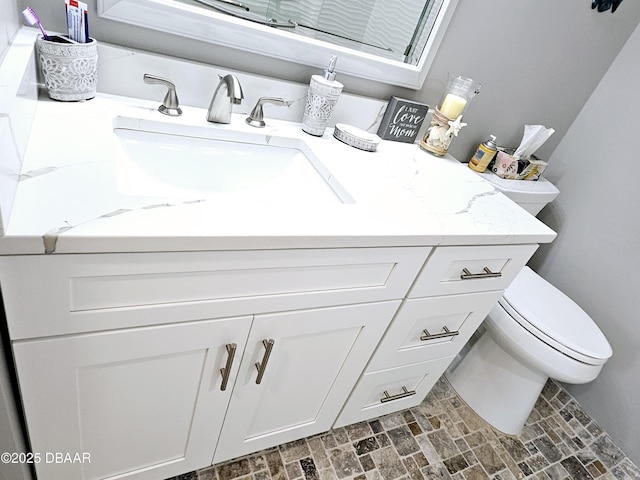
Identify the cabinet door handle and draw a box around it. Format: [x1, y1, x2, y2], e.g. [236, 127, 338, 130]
[420, 326, 459, 341]
[254, 339, 275, 384]
[219, 343, 237, 391]
[380, 386, 416, 403]
[460, 267, 502, 279]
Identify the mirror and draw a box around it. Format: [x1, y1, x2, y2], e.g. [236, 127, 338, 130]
[97, 0, 459, 89]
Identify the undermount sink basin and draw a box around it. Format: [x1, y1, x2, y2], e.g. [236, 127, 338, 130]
[113, 116, 353, 204]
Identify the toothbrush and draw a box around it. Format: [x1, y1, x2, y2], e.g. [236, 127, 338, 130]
[22, 7, 49, 40]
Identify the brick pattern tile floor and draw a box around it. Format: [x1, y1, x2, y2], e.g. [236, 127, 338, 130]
[166, 376, 640, 480]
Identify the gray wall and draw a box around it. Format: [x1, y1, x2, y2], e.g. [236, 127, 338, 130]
[0, 328, 30, 480]
[530, 21, 640, 465]
[422, 1, 640, 162]
[19, 0, 640, 163]
[5, 0, 640, 468]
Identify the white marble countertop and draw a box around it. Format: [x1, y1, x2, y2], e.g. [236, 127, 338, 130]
[0, 93, 555, 255]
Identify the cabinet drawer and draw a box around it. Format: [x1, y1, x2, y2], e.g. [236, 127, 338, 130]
[368, 291, 502, 371]
[334, 357, 453, 428]
[0, 247, 430, 339]
[409, 244, 538, 298]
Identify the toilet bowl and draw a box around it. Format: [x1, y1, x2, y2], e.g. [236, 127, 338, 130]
[446, 172, 612, 435]
[446, 266, 612, 434]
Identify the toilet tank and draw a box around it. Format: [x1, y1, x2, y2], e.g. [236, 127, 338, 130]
[476, 171, 559, 216]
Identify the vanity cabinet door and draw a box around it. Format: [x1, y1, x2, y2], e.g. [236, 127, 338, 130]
[213, 301, 400, 464]
[13, 316, 252, 480]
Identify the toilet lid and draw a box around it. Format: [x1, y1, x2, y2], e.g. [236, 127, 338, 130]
[500, 267, 612, 362]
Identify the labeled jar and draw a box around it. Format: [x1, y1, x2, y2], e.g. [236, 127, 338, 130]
[469, 135, 498, 173]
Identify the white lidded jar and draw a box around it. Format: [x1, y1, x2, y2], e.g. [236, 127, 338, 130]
[302, 56, 344, 136]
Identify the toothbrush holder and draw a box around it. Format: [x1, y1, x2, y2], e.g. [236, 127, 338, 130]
[36, 35, 98, 101]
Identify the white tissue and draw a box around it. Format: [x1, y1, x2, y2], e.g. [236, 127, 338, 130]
[513, 125, 555, 159]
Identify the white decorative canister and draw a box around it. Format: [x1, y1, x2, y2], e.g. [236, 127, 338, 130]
[302, 56, 344, 137]
[36, 36, 97, 101]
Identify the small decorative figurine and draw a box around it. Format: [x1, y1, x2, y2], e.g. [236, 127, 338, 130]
[446, 115, 467, 138]
[421, 112, 467, 156]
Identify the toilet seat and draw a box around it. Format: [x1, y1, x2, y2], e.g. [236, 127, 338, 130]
[499, 267, 612, 365]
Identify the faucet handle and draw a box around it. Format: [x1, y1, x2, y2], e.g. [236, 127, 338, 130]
[143, 74, 183, 116]
[246, 97, 288, 128]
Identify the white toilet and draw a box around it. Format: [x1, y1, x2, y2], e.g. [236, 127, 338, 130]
[446, 171, 612, 435]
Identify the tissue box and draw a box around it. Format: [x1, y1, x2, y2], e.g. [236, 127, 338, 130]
[490, 149, 548, 181]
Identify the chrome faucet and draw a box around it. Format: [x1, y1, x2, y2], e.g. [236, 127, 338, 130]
[207, 74, 243, 124]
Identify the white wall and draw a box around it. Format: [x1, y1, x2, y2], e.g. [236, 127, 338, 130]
[530, 21, 640, 465]
[0, 7, 33, 480]
[0, 0, 19, 62]
[0, 5, 33, 480]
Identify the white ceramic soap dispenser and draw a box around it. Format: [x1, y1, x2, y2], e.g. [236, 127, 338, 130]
[302, 55, 344, 136]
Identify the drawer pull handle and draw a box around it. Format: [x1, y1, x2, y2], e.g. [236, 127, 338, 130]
[219, 343, 237, 391]
[460, 267, 502, 279]
[380, 386, 416, 403]
[255, 339, 275, 385]
[420, 326, 459, 341]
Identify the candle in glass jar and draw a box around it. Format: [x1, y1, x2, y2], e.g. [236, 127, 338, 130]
[440, 93, 467, 118]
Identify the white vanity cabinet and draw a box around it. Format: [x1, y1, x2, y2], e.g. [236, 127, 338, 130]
[12, 316, 253, 480]
[0, 243, 541, 479]
[335, 244, 539, 427]
[212, 301, 400, 464]
[0, 246, 428, 480]
[12, 302, 398, 480]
